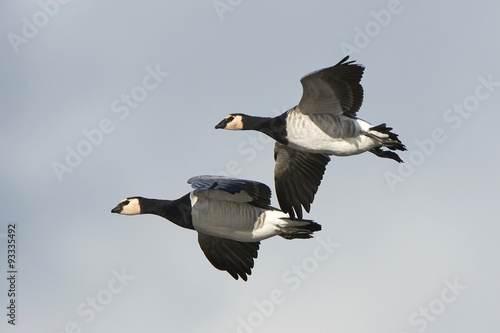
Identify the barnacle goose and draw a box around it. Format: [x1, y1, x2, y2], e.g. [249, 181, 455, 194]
[111, 175, 321, 281]
[215, 56, 406, 220]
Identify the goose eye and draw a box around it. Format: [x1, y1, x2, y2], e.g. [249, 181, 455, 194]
[227, 116, 234, 121]
[123, 200, 130, 205]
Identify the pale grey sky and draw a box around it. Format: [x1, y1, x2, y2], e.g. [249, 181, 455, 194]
[1, 1, 499, 332]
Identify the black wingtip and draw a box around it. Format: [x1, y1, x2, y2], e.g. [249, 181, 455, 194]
[228, 271, 246, 281]
[336, 55, 361, 67]
[338, 55, 350, 64]
[274, 145, 331, 222]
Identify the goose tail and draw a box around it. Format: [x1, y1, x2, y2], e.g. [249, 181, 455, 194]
[367, 123, 406, 163]
[278, 218, 322, 240]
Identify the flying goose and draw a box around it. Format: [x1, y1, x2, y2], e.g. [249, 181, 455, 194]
[111, 175, 321, 281]
[215, 56, 406, 220]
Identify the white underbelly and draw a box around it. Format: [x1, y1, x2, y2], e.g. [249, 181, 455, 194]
[190, 195, 281, 242]
[286, 112, 377, 156]
[287, 134, 376, 155]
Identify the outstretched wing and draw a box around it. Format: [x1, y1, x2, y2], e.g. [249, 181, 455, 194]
[197, 232, 260, 281]
[188, 175, 272, 209]
[274, 142, 330, 220]
[298, 56, 364, 117]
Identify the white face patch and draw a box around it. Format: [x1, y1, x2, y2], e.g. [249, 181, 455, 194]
[119, 198, 141, 215]
[225, 115, 244, 130]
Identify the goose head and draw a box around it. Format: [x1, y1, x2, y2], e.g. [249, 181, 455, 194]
[111, 197, 142, 215]
[215, 114, 245, 130]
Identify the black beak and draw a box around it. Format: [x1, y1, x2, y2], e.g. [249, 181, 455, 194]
[215, 118, 228, 129]
[111, 205, 122, 214]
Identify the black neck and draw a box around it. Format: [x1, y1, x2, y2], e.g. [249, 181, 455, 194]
[140, 194, 194, 230]
[244, 113, 288, 144]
